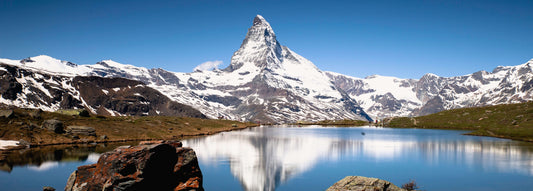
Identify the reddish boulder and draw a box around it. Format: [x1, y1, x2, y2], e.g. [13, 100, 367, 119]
[65, 141, 203, 191]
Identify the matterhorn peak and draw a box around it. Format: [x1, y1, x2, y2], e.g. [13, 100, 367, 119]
[253, 15, 271, 29]
[245, 14, 277, 44]
[225, 15, 283, 72]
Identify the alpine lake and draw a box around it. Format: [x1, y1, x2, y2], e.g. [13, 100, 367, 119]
[1, 125, 533, 191]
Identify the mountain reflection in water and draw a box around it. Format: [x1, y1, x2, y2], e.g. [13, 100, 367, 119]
[182, 126, 533, 191]
[0, 142, 137, 173]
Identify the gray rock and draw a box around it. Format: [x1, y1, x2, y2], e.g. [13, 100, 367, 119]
[66, 126, 96, 137]
[21, 122, 38, 131]
[18, 139, 31, 147]
[29, 109, 42, 119]
[41, 119, 64, 133]
[65, 171, 77, 191]
[99, 135, 108, 140]
[327, 176, 406, 191]
[0, 109, 14, 118]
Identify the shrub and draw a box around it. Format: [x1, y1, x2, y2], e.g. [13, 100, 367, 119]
[401, 179, 419, 191]
[79, 109, 90, 117]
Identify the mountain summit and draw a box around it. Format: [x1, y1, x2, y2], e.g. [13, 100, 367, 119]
[209, 15, 373, 122]
[225, 14, 282, 72]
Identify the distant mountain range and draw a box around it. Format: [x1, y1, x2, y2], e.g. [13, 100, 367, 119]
[1, 15, 532, 122]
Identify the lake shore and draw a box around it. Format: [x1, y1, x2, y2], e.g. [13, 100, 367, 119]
[0, 108, 258, 151]
[385, 102, 533, 142]
[296, 102, 533, 143]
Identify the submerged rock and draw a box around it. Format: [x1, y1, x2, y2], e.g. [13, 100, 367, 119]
[42, 186, 55, 191]
[327, 176, 406, 191]
[65, 140, 203, 191]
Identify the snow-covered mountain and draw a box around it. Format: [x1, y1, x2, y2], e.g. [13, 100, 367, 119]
[176, 15, 371, 123]
[327, 59, 533, 119]
[326, 72, 421, 119]
[0, 61, 206, 118]
[1, 15, 532, 121]
[0, 15, 371, 123]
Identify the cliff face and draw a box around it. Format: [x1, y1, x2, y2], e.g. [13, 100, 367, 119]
[65, 141, 203, 191]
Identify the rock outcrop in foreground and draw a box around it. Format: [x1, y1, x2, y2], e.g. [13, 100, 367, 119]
[65, 141, 203, 191]
[327, 176, 406, 191]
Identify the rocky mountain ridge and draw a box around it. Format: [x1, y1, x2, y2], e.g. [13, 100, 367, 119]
[1, 15, 532, 121]
[327, 59, 533, 118]
[0, 62, 206, 118]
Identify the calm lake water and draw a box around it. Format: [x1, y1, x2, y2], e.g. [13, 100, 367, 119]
[1, 126, 533, 191]
[182, 126, 533, 191]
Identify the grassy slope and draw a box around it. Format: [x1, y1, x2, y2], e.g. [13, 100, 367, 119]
[0, 109, 257, 145]
[387, 102, 533, 142]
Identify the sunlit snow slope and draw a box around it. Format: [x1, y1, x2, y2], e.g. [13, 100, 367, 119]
[327, 59, 533, 118]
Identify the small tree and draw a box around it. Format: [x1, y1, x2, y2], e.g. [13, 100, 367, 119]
[401, 179, 419, 191]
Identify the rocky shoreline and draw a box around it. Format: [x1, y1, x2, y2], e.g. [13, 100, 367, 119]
[64, 140, 203, 191]
[0, 108, 258, 153]
[52, 140, 410, 191]
[1, 124, 253, 151]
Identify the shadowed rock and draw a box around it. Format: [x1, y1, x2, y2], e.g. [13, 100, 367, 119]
[41, 119, 63, 133]
[65, 141, 203, 191]
[66, 126, 96, 137]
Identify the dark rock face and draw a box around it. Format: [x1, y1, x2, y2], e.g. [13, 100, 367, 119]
[20, 57, 35, 64]
[65, 141, 203, 191]
[327, 176, 406, 191]
[0, 66, 23, 100]
[149, 68, 181, 86]
[326, 73, 374, 96]
[411, 95, 445, 116]
[73, 76, 207, 118]
[41, 119, 64, 133]
[202, 95, 242, 107]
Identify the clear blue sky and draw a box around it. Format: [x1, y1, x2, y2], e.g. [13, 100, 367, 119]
[1, 0, 532, 79]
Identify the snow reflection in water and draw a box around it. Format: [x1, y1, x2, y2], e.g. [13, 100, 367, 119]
[183, 126, 533, 191]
